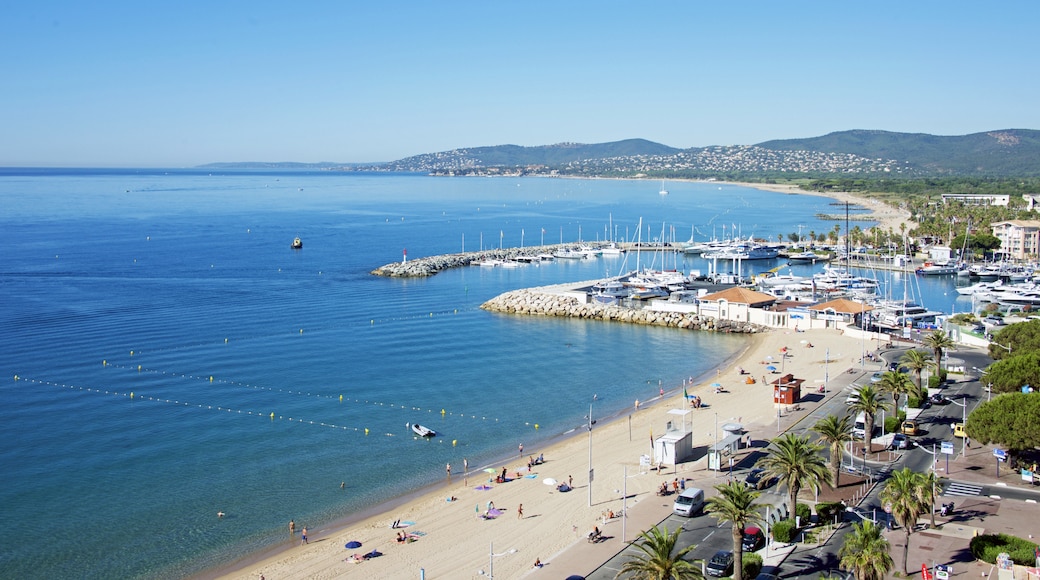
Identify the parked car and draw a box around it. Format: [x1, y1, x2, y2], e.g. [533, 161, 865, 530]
[742, 526, 766, 552]
[744, 468, 778, 490]
[707, 550, 735, 577]
[890, 433, 908, 449]
[870, 372, 883, 383]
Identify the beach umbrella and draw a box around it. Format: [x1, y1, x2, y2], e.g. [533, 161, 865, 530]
[543, 477, 558, 486]
[710, 382, 722, 388]
[766, 365, 778, 372]
[487, 508, 503, 517]
[345, 541, 362, 549]
[483, 468, 498, 474]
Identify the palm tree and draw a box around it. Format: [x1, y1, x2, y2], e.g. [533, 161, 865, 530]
[706, 481, 763, 580]
[616, 524, 702, 580]
[839, 520, 893, 580]
[922, 330, 956, 375]
[878, 371, 915, 416]
[918, 470, 938, 530]
[899, 349, 932, 396]
[846, 384, 886, 452]
[811, 414, 855, 489]
[879, 468, 931, 574]
[756, 433, 830, 518]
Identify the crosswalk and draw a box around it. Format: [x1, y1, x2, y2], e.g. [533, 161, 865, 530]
[943, 481, 983, 497]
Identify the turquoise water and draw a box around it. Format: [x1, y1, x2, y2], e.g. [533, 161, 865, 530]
[0, 171, 952, 579]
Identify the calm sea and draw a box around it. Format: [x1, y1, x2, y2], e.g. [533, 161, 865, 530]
[0, 170, 959, 579]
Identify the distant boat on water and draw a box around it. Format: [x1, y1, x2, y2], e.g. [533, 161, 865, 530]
[410, 423, 436, 437]
[291, 237, 302, 249]
[658, 180, 668, 196]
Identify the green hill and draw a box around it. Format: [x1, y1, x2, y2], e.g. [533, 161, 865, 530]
[756, 129, 1040, 175]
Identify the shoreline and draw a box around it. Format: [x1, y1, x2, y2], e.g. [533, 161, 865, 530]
[205, 178, 907, 580]
[213, 325, 875, 580]
[202, 334, 759, 580]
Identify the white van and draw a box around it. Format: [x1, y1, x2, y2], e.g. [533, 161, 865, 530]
[673, 487, 705, 516]
[852, 412, 867, 438]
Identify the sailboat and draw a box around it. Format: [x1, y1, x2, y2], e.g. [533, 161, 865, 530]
[658, 180, 668, 196]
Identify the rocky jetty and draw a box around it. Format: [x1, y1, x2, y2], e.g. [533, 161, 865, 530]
[481, 288, 763, 333]
[372, 244, 571, 277]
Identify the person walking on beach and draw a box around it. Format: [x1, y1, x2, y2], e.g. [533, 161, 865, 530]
[517, 503, 523, 519]
[446, 463, 451, 478]
[301, 527, 308, 544]
[289, 519, 295, 535]
[518, 442, 524, 458]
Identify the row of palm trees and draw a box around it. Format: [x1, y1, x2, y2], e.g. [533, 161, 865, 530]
[617, 332, 957, 579]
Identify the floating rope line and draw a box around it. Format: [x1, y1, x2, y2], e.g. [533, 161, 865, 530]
[10, 374, 471, 439]
[103, 362, 506, 424]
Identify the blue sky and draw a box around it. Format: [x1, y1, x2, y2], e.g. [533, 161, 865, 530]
[2, 1, 1037, 166]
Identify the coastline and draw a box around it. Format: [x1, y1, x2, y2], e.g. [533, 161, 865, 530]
[728, 180, 914, 234]
[215, 325, 871, 580]
[208, 179, 908, 580]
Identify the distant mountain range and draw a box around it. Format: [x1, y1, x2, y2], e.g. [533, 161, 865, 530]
[202, 129, 1040, 177]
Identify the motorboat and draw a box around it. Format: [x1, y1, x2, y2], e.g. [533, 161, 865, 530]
[291, 237, 302, 249]
[590, 279, 630, 305]
[787, 251, 831, 264]
[411, 423, 436, 437]
[916, 262, 958, 276]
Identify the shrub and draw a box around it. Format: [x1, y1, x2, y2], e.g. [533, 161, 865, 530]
[970, 533, 1039, 566]
[928, 375, 942, 389]
[795, 503, 812, 525]
[885, 416, 901, 433]
[772, 519, 797, 542]
[742, 553, 763, 578]
[815, 501, 844, 523]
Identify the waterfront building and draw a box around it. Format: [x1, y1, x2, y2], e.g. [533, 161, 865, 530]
[990, 220, 1040, 260]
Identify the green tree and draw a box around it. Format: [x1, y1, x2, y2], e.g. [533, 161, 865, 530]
[983, 353, 1040, 394]
[616, 525, 702, 580]
[989, 319, 1040, 360]
[879, 468, 930, 574]
[756, 433, 830, 516]
[965, 393, 1040, 462]
[811, 414, 855, 489]
[839, 520, 893, 580]
[706, 481, 763, 580]
[878, 371, 915, 415]
[919, 470, 938, 530]
[846, 384, 887, 451]
[922, 330, 956, 373]
[899, 350, 932, 396]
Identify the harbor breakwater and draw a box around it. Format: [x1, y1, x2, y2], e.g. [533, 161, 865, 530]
[481, 288, 763, 333]
[371, 245, 569, 277]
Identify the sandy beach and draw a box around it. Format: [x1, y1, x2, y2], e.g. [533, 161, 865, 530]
[214, 179, 905, 580]
[734, 181, 914, 234]
[218, 326, 871, 580]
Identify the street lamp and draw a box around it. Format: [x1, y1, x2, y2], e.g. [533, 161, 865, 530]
[913, 441, 939, 519]
[992, 342, 1011, 354]
[973, 367, 992, 402]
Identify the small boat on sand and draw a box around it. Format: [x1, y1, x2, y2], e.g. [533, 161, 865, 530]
[291, 237, 303, 249]
[410, 423, 436, 437]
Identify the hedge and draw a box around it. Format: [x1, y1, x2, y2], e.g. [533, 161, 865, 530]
[742, 553, 763, 578]
[772, 519, 797, 542]
[969, 533, 1039, 566]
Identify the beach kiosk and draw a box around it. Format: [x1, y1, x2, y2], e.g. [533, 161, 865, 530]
[653, 414, 694, 469]
[708, 423, 745, 470]
[771, 373, 804, 405]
